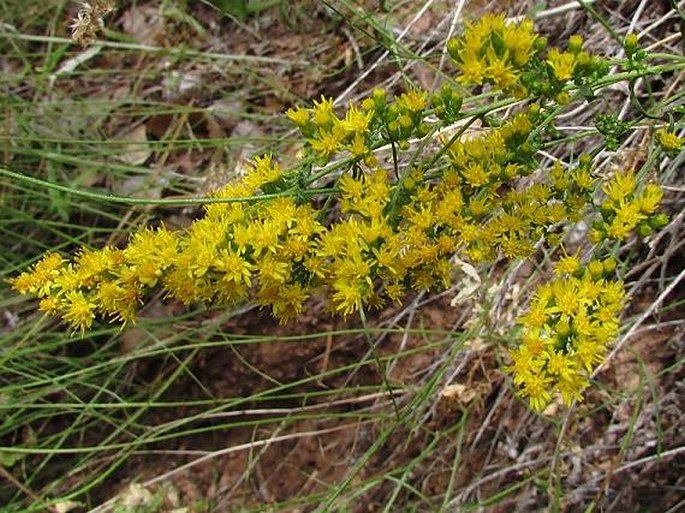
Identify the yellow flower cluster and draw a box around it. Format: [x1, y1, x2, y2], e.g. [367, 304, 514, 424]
[12, 156, 323, 330]
[13, 105, 650, 337]
[593, 170, 666, 241]
[287, 95, 375, 162]
[441, 112, 574, 261]
[447, 14, 608, 101]
[546, 34, 590, 83]
[447, 13, 539, 94]
[506, 257, 625, 410]
[287, 86, 433, 165]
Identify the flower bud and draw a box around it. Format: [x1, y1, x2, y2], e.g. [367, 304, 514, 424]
[568, 35, 583, 54]
[399, 114, 413, 130]
[450, 93, 463, 113]
[624, 33, 639, 57]
[637, 223, 652, 237]
[650, 213, 669, 229]
[534, 36, 548, 53]
[446, 38, 460, 59]
[602, 257, 617, 273]
[589, 229, 603, 244]
[588, 260, 604, 278]
[555, 91, 571, 105]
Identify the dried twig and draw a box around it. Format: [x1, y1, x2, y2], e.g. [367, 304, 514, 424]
[70, 0, 115, 46]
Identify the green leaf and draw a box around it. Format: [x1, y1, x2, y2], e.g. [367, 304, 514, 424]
[0, 450, 22, 468]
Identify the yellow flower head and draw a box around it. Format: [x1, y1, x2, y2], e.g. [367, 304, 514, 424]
[656, 127, 683, 151]
[340, 103, 373, 134]
[286, 106, 310, 127]
[397, 89, 428, 113]
[309, 126, 345, 158]
[602, 170, 637, 203]
[311, 95, 336, 127]
[554, 253, 581, 276]
[502, 19, 537, 66]
[485, 51, 519, 90]
[62, 291, 96, 332]
[547, 48, 576, 81]
[635, 183, 663, 214]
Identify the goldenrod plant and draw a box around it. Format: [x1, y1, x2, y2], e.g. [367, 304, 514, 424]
[9, 14, 684, 413]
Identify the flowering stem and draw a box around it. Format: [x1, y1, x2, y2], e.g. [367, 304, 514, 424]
[358, 306, 401, 420]
[593, 62, 685, 88]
